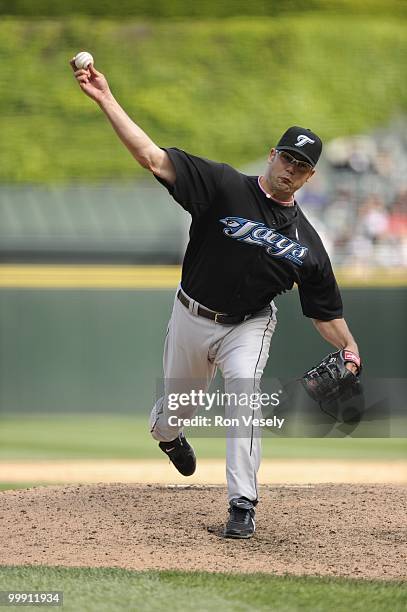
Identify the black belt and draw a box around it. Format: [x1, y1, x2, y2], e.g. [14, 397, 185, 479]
[177, 290, 248, 325]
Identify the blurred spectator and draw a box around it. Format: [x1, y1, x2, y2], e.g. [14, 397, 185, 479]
[358, 195, 389, 243]
[298, 121, 407, 269]
[388, 189, 407, 237]
[322, 189, 354, 245]
[325, 135, 377, 173]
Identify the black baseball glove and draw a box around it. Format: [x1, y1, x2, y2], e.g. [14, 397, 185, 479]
[302, 349, 362, 404]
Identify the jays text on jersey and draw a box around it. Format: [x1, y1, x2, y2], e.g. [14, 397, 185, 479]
[155, 148, 342, 320]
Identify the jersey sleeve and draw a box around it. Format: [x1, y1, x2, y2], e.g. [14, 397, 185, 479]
[154, 147, 225, 216]
[298, 256, 343, 321]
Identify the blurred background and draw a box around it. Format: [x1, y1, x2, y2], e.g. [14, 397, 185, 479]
[0, 0, 406, 480]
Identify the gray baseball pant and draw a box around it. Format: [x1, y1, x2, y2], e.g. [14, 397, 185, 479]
[150, 286, 277, 502]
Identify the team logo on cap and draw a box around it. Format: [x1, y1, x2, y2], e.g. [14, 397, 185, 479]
[295, 135, 315, 147]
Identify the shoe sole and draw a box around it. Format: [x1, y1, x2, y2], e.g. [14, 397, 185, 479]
[223, 531, 254, 539]
[165, 459, 196, 477]
[177, 467, 196, 476]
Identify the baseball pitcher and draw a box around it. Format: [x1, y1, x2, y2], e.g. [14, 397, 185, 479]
[71, 58, 361, 539]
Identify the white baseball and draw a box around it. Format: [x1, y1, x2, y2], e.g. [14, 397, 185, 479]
[74, 51, 94, 70]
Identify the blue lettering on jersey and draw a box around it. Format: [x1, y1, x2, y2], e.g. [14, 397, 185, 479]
[220, 216, 308, 266]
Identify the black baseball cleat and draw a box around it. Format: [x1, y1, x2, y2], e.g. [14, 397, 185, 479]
[159, 433, 196, 476]
[224, 497, 256, 539]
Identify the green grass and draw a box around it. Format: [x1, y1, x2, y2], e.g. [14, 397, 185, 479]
[0, 567, 405, 612]
[0, 15, 406, 182]
[2, 0, 407, 19]
[0, 483, 38, 491]
[0, 414, 405, 460]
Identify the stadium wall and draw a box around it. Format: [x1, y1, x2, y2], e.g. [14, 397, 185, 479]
[0, 287, 405, 414]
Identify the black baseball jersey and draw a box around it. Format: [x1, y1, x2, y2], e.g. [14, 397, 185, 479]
[155, 148, 343, 320]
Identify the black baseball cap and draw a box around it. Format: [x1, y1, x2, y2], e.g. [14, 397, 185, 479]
[276, 126, 322, 167]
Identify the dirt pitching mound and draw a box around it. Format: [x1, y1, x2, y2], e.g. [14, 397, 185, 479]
[0, 483, 405, 580]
